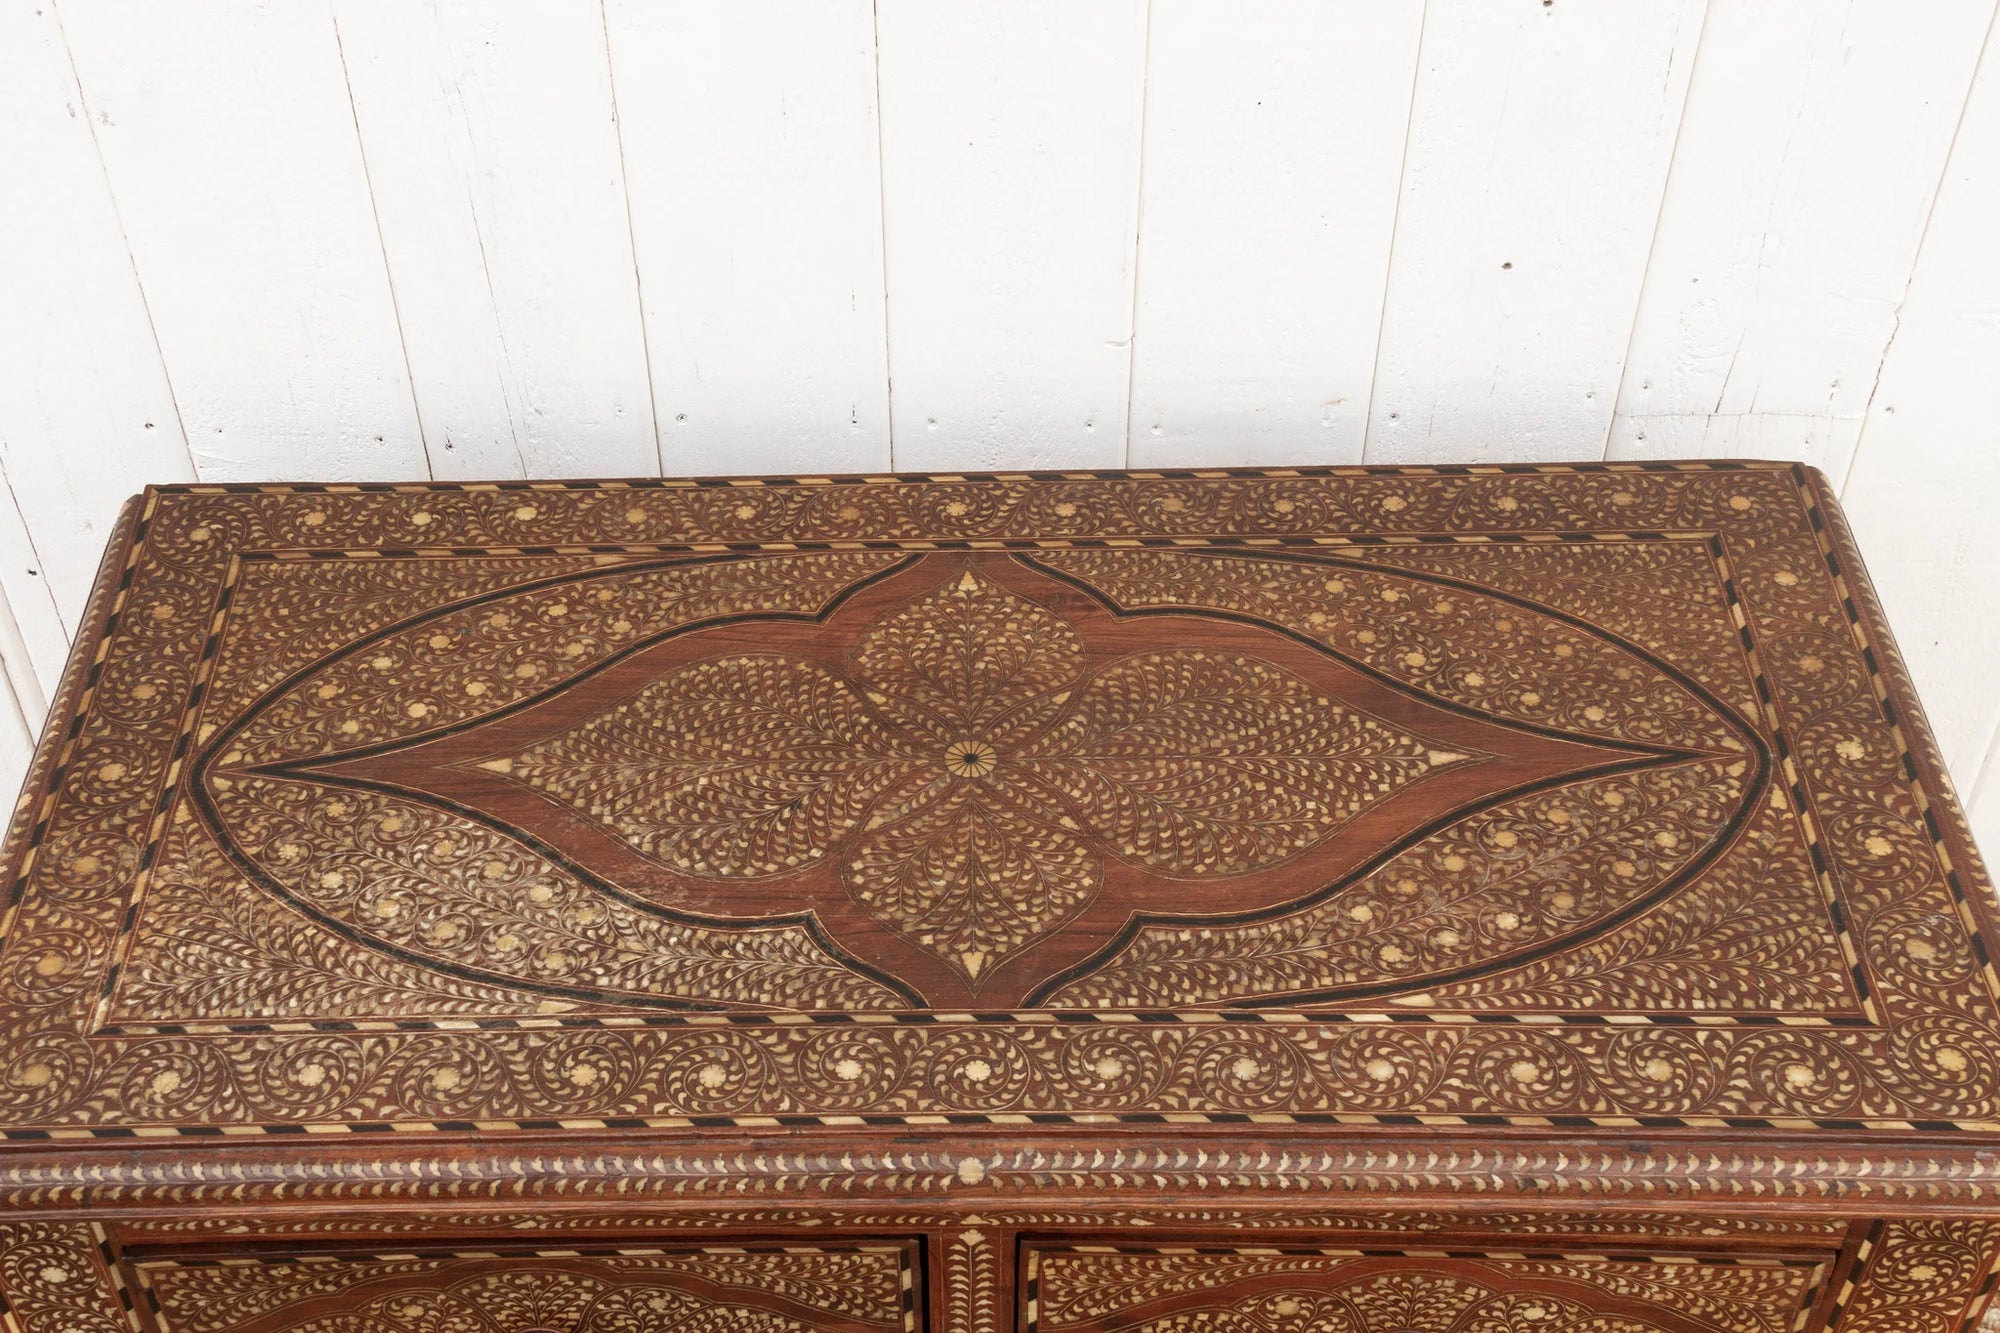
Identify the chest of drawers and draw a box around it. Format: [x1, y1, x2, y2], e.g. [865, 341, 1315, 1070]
[0, 463, 1994, 1333]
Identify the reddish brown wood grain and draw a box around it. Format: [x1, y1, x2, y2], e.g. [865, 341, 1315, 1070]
[0, 463, 1994, 1331]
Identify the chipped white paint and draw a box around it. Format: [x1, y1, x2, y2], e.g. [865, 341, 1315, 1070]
[1, 0, 1997, 826]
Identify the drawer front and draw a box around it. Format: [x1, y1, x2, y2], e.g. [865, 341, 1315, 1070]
[131, 1243, 919, 1333]
[1025, 1244, 1831, 1333]
[6, 1217, 1995, 1333]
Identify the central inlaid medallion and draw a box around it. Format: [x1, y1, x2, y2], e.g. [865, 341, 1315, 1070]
[474, 567, 1465, 990]
[207, 550, 1741, 1009]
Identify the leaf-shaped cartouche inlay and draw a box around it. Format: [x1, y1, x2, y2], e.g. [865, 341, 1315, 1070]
[490, 570, 1458, 986]
[209, 551, 1745, 1010]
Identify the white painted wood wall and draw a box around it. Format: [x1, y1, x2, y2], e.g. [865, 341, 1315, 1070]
[3, 0, 1998, 853]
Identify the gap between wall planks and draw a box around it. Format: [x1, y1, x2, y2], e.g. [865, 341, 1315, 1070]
[1125, 0, 1422, 468]
[1364, 0, 1708, 463]
[49, 0, 431, 482]
[603, 0, 893, 477]
[877, 0, 1151, 472]
[0, 0, 1996, 848]
[1608, 0, 1995, 479]
[329, 0, 660, 480]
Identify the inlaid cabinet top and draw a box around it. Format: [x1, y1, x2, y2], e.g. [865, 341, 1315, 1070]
[0, 463, 1994, 1138]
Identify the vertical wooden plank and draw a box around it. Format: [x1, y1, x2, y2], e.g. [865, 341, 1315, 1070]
[1364, 0, 1706, 464]
[605, 0, 892, 478]
[877, 0, 1148, 473]
[1609, 0, 1993, 477]
[1126, 1, 1422, 469]
[0, 479, 59, 714]
[331, 0, 659, 480]
[0, 2, 195, 645]
[1969, 731, 2000, 869]
[1840, 10, 2000, 791]
[0, 641, 36, 808]
[57, 0, 428, 481]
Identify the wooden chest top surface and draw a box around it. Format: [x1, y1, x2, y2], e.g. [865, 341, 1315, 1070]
[1, 462, 1994, 1148]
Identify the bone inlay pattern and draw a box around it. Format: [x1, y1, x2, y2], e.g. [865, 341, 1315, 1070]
[1026, 1246, 1831, 1333]
[130, 1244, 916, 1333]
[487, 567, 1457, 993]
[0, 465, 1992, 1137]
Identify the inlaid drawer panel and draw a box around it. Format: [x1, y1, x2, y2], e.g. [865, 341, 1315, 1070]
[129, 1242, 920, 1333]
[1023, 1244, 1835, 1333]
